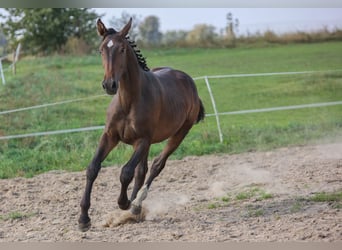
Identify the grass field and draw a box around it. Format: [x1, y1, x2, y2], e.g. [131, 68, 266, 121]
[0, 42, 342, 178]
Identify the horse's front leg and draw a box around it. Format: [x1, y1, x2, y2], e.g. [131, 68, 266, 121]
[118, 139, 150, 210]
[78, 132, 118, 231]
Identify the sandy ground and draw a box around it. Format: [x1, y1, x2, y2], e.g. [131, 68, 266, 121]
[0, 142, 341, 242]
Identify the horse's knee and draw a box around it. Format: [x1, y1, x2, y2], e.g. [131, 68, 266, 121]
[86, 163, 100, 181]
[120, 166, 134, 185]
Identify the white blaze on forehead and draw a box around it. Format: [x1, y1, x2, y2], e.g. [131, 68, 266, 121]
[107, 40, 114, 48]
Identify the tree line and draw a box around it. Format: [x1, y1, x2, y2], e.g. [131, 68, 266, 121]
[108, 11, 342, 48]
[1, 8, 341, 56]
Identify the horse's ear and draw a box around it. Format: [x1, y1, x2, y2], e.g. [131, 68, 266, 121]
[97, 18, 107, 37]
[119, 17, 132, 38]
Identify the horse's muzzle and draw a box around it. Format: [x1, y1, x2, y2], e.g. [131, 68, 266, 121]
[102, 79, 118, 95]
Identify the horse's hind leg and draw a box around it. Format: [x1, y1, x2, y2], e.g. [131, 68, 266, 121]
[118, 139, 150, 210]
[130, 153, 148, 201]
[128, 154, 148, 215]
[79, 132, 118, 231]
[130, 126, 191, 214]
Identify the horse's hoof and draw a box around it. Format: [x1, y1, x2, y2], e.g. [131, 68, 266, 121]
[78, 216, 91, 232]
[79, 220, 91, 232]
[130, 204, 142, 215]
[118, 199, 131, 210]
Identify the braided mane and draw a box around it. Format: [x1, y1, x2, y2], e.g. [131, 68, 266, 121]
[126, 37, 150, 72]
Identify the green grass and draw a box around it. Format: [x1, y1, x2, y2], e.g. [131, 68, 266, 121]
[0, 42, 342, 178]
[0, 211, 37, 221]
[310, 191, 342, 203]
[289, 191, 342, 213]
[246, 206, 265, 217]
[235, 187, 273, 201]
[205, 186, 273, 210]
[290, 199, 305, 213]
[207, 203, 219, 209]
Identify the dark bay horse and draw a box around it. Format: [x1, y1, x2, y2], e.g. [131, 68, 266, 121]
[78, 18, 205, 231]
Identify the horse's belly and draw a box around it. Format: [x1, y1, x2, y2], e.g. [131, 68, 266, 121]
[151, 117, 187, 143]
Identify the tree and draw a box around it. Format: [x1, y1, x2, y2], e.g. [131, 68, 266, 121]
[225, 12, 239, 47]
[0, 8, 99, 55]
[0, 29, 7, 55]
[162, 30, 188, 47]
[109, 11, 141, 41]
[138, 15, 162, 47]
[186, 24, 218, 47]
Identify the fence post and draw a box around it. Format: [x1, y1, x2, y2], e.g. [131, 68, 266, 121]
[12, 43, 21, 75]
[0, 59, 5, 85]
[204, 76, 223, 143]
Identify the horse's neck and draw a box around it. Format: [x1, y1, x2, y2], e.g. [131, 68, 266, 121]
[118, 60, 143, 112]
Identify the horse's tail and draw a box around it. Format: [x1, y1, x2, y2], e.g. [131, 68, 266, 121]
[196, 99, 205, 123]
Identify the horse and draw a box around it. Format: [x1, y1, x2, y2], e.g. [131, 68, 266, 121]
[78, 18, 205, 231]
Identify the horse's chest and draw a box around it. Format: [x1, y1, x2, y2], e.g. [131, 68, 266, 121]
[108, 115, 139, 144]
[106, 102, 136, 141]
[119, 120, 137, 142]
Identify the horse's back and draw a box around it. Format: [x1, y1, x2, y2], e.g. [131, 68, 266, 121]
[151, 67, 198, 95]
[149, 67, 202, 126]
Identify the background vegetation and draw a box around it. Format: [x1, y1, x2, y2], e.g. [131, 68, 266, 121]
[1, 9, 342, 56]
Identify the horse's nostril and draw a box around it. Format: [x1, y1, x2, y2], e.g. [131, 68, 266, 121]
[102, 81, 106, 89]
[112, 81, 117, 90]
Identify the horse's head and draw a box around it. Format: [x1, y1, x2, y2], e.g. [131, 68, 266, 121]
[97, 18, 132, 95]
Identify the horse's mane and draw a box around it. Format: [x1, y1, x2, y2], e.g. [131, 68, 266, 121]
[103, 28, 150, 72]
[127, 37, 150, 72]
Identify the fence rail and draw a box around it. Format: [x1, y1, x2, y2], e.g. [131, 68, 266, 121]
[1, 69, 341, 141]
[1, 101, 341, 141]
[0, 126, 105, 140]
[205, 101, 342, 116]
[192, 69, 341, 80]
[0, 94, 107, 115]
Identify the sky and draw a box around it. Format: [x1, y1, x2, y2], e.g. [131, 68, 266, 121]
[94, 8, 342, 35]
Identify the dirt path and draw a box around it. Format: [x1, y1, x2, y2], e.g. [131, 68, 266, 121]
[0, 143, 341, 242]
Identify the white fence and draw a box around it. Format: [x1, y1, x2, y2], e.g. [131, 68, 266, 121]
[0, 43, 21, 85]
[0, 69, 341, 141]
[197, 70, 342, 142]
